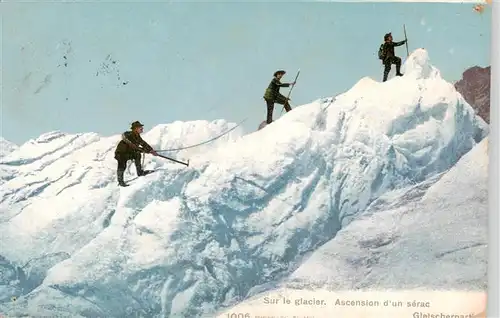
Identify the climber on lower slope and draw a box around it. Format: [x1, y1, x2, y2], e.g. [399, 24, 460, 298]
[114, 121, 158, 187]
[263, 70, 296, 124]
[379, 32, 407, 82]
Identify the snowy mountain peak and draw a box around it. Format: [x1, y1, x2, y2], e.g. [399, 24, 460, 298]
[0, 137, 18, 158]
[0, 49, 489, 317]
[402, 48, 441, 80]
[347, 49, 439, 95]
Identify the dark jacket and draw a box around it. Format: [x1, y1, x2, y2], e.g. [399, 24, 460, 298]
[115, 131, 154, 156]
[263, 77, 290, 102]
[382, 40, 406, 61]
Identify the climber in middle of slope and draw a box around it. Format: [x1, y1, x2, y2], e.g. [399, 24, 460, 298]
[263, 70, 296, 125]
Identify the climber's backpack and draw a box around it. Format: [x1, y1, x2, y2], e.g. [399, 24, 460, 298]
[378, 44, 386, 60]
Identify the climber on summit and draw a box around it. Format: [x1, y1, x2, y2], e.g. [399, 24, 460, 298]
[379, 32, 407, 82]
[263, 70, 296, 124]
[114, 121, 158, 187]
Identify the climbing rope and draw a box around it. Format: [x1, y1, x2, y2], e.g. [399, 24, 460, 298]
[155, 117, 248, 152]
[122, 116, 247, 172]
[126, 151, 146, 174]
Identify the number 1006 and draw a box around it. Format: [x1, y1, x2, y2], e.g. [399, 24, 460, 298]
[226, 313, 250, 318]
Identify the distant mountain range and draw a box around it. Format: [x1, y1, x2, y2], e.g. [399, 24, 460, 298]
[454, 65, 491, 124]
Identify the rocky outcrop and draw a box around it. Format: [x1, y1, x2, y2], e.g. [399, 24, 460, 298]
[455, 66, 491, 123]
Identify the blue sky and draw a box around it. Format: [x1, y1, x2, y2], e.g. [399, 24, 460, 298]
[1, 1, 492, 145]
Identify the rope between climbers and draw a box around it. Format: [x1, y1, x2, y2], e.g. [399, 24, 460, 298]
[156, 117, 248, 152]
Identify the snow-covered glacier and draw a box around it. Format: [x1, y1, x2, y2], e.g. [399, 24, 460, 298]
[0, 49, 488, 317]
[285, 135, 488, 291]
[217, 136, 488, 317]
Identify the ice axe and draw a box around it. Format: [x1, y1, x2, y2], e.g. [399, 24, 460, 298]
[156, 153, 190, 166]
[403, 24, 409, 57]
[281, 69, 301, 115]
